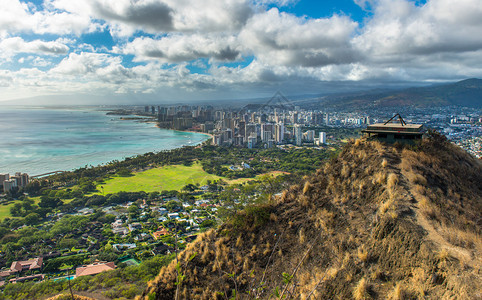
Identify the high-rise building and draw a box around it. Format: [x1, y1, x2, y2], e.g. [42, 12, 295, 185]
[261, 124, 273, 142]
[325, 113, 330, 125]
[238, 121, 246, 137]
[292, 113, 298, 124]
[0, 174, 9, 186]
[305, 130, 315, 142]
[262, 130, 272, 143]
[319, 132, 327, 144]
[212, 134, 222, 146]
[233, 136, 244, 146]
[275, 123, 284, 144]
[294, 124, 303, 146]
[223, 128, 233, 143]
[13, 172, 29, 187]
[3, 179, 17, 192]
[245, 123, 257, 138]
[248, 136, 257, 149]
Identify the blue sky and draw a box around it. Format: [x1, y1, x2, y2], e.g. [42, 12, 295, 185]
[0, 0, 481, 104]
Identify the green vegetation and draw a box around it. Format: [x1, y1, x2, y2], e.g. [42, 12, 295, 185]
[0, 141, 344, 299]
[96, 163, 223, 194]
[0, 254, 175, 300]
[142, 137, 482, 300]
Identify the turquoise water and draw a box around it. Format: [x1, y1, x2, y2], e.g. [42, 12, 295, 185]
[0, 106, 209, 175]
[53, 275, 75, 281]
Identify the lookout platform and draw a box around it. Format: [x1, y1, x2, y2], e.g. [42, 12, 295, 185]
[362, 114, 423, 144]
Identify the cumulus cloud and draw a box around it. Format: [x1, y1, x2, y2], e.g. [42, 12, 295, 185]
[2, 0, 482, 102]
[240, 8, 359, 67]
[354, 0, 482, 60]
[51, 0, 253, 36]
[0, 37, 69, 58]
[120, 35, 241, 63]
[0, 0, 94, 36]
[51, 52, 123, 75]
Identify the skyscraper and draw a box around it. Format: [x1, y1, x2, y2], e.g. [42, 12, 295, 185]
[294, 124, 302, 146]
[275, 123, 284, 144]
[319, 132, 326, 144]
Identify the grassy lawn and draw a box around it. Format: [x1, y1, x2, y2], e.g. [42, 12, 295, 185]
[0, 197, 41, 220]
[96, 163, 225, 194]
[0, 201, 18, 220]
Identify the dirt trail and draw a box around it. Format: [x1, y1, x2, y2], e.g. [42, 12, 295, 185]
[398, 166, 479, 269]
[414, 209, 473, 263]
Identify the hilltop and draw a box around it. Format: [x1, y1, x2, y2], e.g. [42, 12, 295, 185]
[139, 133, 481, 299]
[317, 78, 482, 109]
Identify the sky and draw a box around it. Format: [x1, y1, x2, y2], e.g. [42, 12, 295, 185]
[0, 0, 481, 104]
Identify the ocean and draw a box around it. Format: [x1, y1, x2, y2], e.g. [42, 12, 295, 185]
[0, 106, 209, 176]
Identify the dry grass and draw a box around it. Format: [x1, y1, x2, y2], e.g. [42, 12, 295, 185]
[353, 277, 371, 300]
[381, 158, 388, 168]
[386, 173, 398, 190]
[388, 282, 405, 300]
[303, 181, 311, 195]
[140, 137, 481, 300]
[357, 246, 369, 263]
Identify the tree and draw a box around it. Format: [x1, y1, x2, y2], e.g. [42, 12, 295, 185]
[117, 167, 133, 177]
[38, 195, 63, 209]
[23, 181, 41, 196]
[165, 200, 181, 212]
[22, 197, 35, 212]
[148, 191, 160, 200]
[10, 203, 23, 217]
[58, 238, 79, 250]
[200, 219, 216, 229]
[24, 213, 40, 225]
[128, 204, 139, 214]
[181, 184, 196, 192]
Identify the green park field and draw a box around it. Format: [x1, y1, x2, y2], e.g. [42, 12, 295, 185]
[96, 163, 228, 194]
[0, 201, 18, 219]
[0, 197, 41, 221]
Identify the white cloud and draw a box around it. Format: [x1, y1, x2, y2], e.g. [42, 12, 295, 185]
[0, 0, 94, 37]
[51, 52, 122, 75]
[1, 0, 482, 102]
[354, 0, 482, 60]
[239, 8, 358, 67]
[120, 34, 241, 63]
[0, 37, 69, 59]
[50, 0, 253, 37]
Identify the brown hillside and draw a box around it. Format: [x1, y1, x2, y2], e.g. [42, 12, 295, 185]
[139, 134, 481, 300]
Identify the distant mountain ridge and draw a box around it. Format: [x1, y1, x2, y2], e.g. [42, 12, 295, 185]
[2, 78, 480, 108]
[319, 78, 482, 109]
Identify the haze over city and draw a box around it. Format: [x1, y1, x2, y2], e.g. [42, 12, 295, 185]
[1, 0, 482, 104]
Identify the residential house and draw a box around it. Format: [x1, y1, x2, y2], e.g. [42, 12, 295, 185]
[76, 262, 116, 277]
[10, 257, 43, 274]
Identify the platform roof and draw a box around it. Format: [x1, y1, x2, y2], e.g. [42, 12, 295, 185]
[364, 123, 423, 133]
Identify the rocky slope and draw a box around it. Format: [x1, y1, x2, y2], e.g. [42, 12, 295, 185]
[139, 133, 481, 299]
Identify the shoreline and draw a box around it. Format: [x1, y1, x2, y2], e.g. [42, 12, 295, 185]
[154, 124, 213, 139]
[108, 109, 213, 140]
[1, 107, 211, 176]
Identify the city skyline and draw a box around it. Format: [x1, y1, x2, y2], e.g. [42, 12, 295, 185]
[0, 0, 481, 104]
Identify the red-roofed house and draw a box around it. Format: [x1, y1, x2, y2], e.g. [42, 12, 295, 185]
[152, 227, 169, 240]
[76, 262, 116, 277]
[10, 257, 43, 273]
